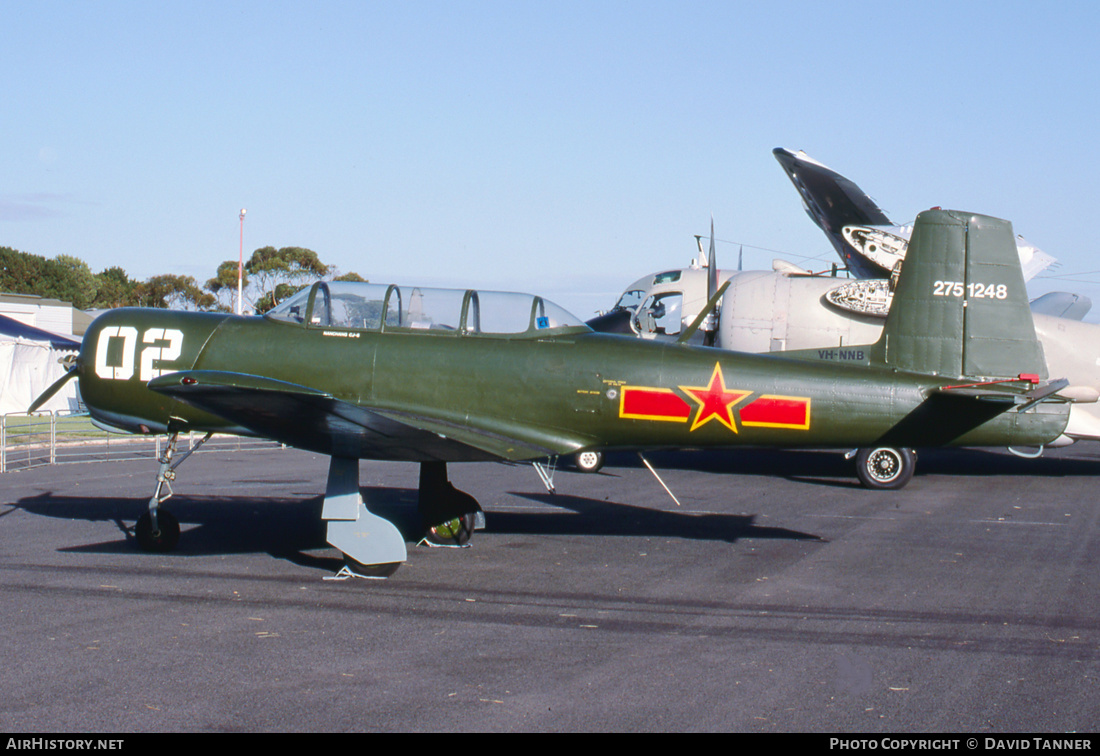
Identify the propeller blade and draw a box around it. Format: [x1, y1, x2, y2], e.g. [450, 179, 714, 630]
[28, 366, 78, 413]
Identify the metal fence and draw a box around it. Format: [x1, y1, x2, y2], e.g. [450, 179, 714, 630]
[1, 411, 284, 473]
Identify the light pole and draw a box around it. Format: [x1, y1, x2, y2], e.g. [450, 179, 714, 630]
[238, 208, 246, 315]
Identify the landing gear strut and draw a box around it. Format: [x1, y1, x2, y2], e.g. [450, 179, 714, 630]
[133, 431, 211, 552]
[419, 461, 484, 547]
[323, 456, 407, 578]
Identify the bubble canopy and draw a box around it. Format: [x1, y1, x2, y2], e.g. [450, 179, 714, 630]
[267, 281, 590, 336]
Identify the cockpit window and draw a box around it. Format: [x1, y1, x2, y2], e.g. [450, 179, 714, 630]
[531, 296, 585, 332]
[614, 289, 646, 312]
[632, 292, 684, 337]
[315, 282, 391, 329]
[266, 286, 313, 323]
[387, 286, 466, 330]
[468, 291, 526, 333]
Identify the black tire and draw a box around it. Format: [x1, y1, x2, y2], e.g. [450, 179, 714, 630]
[854, 447, 915, 490]
[425, 512, 477, 547]
[135, 509, 181, 552]
[574, 451, 605, 474]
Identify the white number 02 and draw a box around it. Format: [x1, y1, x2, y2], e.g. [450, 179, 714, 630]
[95, 327, 184, 382]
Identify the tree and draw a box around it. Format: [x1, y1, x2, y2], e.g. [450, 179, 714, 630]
[205, 260, 250, 313]
[0, 246, 47, 294]
[0, 248, 106, 309]
[245, 246, 331, 313]
[0, 241, 364, 315]
[92, 266, 140, 308]
[48, 255, 100, 309]
[134, 274, 218, 311]
[333, 271, 366, 282]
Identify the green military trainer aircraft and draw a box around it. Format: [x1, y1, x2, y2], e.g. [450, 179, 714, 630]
[30, 209, 1072, 576]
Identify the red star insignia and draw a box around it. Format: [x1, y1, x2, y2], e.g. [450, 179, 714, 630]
[679, 363, 751, 433]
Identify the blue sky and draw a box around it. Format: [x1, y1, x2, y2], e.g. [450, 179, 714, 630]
[5, 0, 1100, 318]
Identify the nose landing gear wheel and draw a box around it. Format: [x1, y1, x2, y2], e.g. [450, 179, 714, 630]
[854, 447, 915, 490]
[134, 510, 181, 552]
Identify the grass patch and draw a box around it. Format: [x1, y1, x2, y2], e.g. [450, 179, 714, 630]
[3, 413, 109, 445]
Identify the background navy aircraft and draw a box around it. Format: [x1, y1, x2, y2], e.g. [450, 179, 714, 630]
[32, 210, 1071, 576]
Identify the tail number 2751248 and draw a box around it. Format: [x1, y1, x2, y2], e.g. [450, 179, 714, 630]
[932, 281, 1008, 300]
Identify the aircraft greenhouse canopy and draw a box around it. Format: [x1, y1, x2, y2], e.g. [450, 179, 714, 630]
[267, 281, 589, 336]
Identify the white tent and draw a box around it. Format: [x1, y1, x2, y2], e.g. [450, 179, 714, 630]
[0, 309, 82, 416]
[0, 338, 79, 415]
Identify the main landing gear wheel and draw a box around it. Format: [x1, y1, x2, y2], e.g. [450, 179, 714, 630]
[574, 451, 605, 474]
[134, 510, 181, 552]
[419, 461, 484, 548]
[854, 447, 915, 490]
[425, 512, 478, 547]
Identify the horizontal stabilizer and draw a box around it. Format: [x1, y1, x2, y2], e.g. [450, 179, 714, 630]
[936, 376, 1069, 407]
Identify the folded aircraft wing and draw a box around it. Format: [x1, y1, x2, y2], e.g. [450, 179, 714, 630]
[148, 370, 591, 462]
[773, 148, 1059, 282]
[772, 148, 892, 233]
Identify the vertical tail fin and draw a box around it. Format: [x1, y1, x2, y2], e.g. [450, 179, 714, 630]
[872, 209, 1046, 380]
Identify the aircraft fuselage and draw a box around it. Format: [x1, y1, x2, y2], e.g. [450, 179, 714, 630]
[77, 306, 1069, 460]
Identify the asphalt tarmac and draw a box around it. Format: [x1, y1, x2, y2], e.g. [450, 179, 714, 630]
[2, 443, 1099, 733]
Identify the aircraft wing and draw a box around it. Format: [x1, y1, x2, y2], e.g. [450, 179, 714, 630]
[1030, 292, 1092, 321]
[147, 370, 590, 462]
[1016, 238, 1058, 282]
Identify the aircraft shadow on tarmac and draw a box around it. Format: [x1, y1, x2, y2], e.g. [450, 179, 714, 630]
[500, 491, 821, 543]
[12, 475, 822, 571]
[12, 490, 338, 569]
[593, 445, 1100, 486]
[10, 444, 1100, 570]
